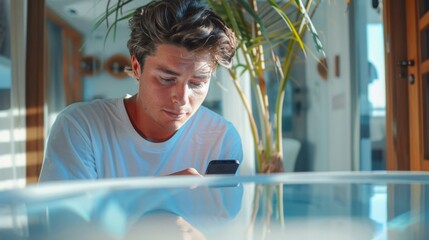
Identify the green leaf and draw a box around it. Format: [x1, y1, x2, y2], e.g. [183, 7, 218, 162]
[92, 0, 134, 43]
[267, 0, 306, 55]
[236, 0, 270, 43]
[294, 0, 325, 56]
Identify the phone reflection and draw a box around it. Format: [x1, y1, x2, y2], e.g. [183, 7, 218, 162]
[15, 182, 244, 239]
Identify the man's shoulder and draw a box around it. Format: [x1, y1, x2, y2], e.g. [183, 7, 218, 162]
[61, 98, 119, 114]
[58, 98, 122, 123]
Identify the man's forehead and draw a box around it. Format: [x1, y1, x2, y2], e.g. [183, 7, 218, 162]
[154, 64, 213, 78]
[149, 45, 215, 72]
[154, 44, 213, 61]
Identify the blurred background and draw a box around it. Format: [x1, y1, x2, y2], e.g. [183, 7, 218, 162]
[0, 0, 390, 186]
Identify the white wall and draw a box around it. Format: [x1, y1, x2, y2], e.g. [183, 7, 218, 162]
[82, 27, 138, 101]
[306, 1, 352, 171]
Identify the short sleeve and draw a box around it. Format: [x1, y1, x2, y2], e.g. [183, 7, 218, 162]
[39, 111, 97, 182]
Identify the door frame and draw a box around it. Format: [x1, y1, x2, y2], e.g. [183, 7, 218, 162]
[406, 0, 429, 170]
[25, 0, 83, 183]
[26, 0, 46, 183]
[383, 0, 410, 170]
[384, 0, 429, 170]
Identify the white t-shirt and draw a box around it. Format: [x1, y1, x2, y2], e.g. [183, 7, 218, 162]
[39, 98, 243, 181]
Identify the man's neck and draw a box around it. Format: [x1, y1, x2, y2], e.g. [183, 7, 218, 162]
[123, 97, 176, 142]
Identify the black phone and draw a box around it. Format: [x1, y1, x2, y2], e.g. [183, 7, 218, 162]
[205, 160, 240, 175]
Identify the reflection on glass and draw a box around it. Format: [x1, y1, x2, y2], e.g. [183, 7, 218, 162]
[0, 174, 429, 240]
[420, 0, 429, 17]
[424, 73, 429, 159]
[0, 182, 244, 239]
[422, 27, 429, 62]
[2, 173, 429, 239]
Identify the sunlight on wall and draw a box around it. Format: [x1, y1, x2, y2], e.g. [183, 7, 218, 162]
[0, 110, 26, 190]
[0, 0, 27, 189]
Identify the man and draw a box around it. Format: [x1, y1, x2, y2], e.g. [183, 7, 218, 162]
[39, 0, 242, 181]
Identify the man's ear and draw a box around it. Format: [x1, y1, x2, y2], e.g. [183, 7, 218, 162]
[131, 55, 141, 79]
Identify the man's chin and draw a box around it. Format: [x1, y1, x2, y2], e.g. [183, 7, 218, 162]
[160, 111, 194, 130]
[164, 118, 190, 131]
[160, 120, 184, 131]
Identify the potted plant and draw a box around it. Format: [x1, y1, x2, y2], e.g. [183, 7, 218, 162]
[95, 0, 324, 236]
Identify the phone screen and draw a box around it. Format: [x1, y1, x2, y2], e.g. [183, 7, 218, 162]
[205, 160, 239, 175]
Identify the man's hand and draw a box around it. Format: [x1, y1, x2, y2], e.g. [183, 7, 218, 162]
[169, 168, 202, 177]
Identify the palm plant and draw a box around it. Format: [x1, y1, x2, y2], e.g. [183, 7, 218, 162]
[95, 0, 324, 236]
[206, 0, 324, 174]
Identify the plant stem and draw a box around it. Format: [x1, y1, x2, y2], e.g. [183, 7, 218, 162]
[230, 70, 262, 169]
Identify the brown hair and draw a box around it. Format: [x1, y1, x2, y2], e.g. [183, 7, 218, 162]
[127, 0, 237, 70]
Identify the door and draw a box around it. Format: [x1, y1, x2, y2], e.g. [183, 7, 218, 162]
[406, 0, 429, 170]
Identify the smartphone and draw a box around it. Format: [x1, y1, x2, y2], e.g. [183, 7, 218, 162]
[205, 160, 240, 175]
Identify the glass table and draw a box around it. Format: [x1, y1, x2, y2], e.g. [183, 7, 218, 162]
[1, 171, 429, 239]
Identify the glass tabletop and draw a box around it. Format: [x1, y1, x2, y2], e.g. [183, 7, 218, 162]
[1, 171, 429, 240]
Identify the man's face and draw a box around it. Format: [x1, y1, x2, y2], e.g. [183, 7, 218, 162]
[132, 44, 213, 141]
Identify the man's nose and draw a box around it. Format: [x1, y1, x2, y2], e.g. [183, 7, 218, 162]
[172, 83, 188, 106]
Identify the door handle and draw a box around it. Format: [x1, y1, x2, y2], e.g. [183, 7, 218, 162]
[398, 60, 415, 67]
[398, 59, 415, 79]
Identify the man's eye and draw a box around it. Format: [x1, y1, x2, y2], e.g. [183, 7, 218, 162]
[160, 77, 175, 83]
[189, 81, 206, 89]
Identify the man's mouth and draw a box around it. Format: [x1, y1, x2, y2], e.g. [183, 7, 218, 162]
[164, 109, 187, 120]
